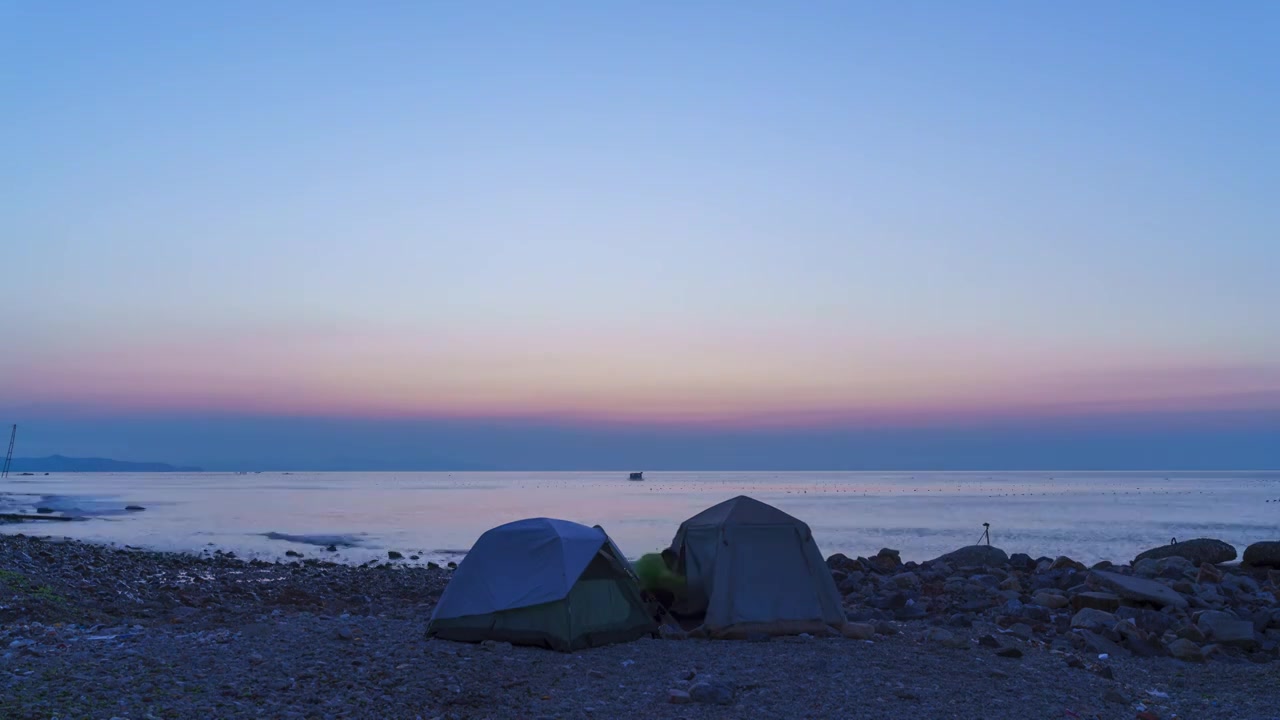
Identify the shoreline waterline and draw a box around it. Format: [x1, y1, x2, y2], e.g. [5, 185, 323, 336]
[3, 470, 1278, 566]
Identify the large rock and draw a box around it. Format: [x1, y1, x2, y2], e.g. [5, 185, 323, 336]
[1008, 552, 1035, 571]
[1071, 608, 1118, 631]
[1134, 538, 1236, 566]
[1032, 591, 1069, 609]
[1243, 541, 1280, 568]
[1197, 611, 1257, 648]
[840, 622, 875, 640]
[1072, 592, 1121, 612]
[1116, 607, 1174, 635]
[1090, 570, 1189, 609]
[924, 627, 967, 649]
[1051, 556, 1086, 572]
[826, 552, 855, 569]
[1197, 562, 1223, 584]
[1165, 637, 1204, 662]
[1155, 556, 1194, 576]
[1132, 558, 1159, 577]
[1221, 573, 1260, 595]
[930, 545, 1009, 567]
[867, 548, 903, 574]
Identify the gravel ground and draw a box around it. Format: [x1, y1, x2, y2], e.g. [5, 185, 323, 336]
[3, 533, 1280, 719]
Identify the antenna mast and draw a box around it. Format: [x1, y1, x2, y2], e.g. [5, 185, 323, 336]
[1, 424, 15, 478]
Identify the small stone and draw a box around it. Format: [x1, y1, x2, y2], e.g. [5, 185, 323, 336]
[587, 670, 605, 679]
[994, 646, 1022, 658]
[667, 689, 691, 704]
[1008, 623, 1034, 641]
[874, 621, 898, 636]
[1103, 688, 1129, 705]
[326, 545, 338, 552]
[387, 551, 403, 560]
[171, 606, 199, 621]
[660, 625, 689, 640]
[1032, 591, 1069, 609]
[336, 627, 354, 641]
[894, 605, 928, 621]
[924, 627, 965, 648]
[841, 622, 875, 640]
[978, 634, 1000, 648]
[689, 681, 734, 705]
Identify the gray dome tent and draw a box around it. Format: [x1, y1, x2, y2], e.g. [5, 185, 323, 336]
[670, 496, 845, 638]
[427, 518, 655, 651]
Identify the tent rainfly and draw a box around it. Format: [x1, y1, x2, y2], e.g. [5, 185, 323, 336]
[426, 518, 656, 651]
[669, 495, 845, 638]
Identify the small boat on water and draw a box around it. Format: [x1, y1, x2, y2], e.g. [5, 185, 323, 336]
[628, 472, 644, 481]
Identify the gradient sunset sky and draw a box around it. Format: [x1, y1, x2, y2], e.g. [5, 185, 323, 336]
[3, 3, 1278, 468]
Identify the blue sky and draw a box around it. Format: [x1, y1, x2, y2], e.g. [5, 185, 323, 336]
[2, 2, 1278, 468]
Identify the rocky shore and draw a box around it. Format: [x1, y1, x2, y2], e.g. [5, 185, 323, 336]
[4, 532, 1280, 719]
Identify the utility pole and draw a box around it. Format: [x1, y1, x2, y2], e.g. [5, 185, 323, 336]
[1, 424, 15, 478]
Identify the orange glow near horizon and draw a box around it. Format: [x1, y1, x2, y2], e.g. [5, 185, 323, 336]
[7, 329, 1279, 427]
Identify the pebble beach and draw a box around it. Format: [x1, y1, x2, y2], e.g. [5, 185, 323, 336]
[4, 530, 1280, 720]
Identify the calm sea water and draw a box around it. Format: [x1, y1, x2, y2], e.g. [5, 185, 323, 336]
[2, 471, 1278, 566]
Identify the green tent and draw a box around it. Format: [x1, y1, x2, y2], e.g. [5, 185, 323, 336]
[426, 518, 656, 651]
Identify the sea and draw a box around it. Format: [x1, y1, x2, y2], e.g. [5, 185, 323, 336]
[2, 470, 1278, 566]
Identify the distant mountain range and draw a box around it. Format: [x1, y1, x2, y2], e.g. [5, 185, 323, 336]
[6, 455, 203, 472]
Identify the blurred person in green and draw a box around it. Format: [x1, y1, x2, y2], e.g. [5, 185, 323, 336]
[633, 548, 685, 615]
